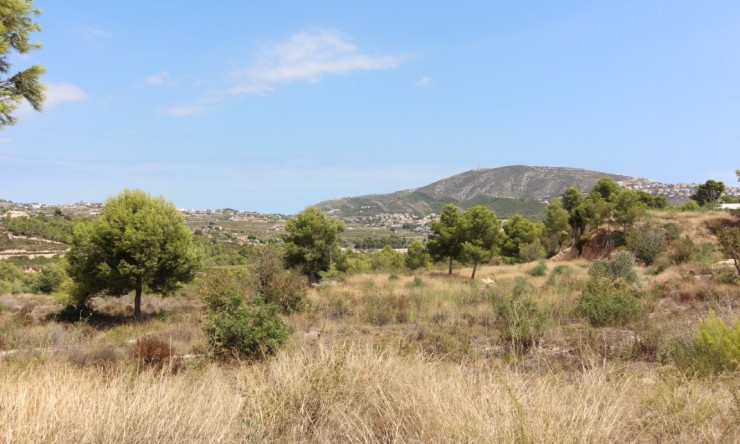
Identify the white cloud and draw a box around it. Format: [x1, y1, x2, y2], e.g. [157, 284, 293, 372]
[232, 29, 404, 95]
[44, 82, 88, 108]
[76, 26, 113, 45]
[164, 29, 404, 117]
[143, 71, 170, 86]
[416, 76, 434, 87]
[163, 104, 214, 116]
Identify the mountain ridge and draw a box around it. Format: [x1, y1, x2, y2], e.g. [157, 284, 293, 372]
[316, 165, 733, 219]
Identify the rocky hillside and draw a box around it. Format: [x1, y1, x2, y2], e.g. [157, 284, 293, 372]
[317, 165, 630, 218]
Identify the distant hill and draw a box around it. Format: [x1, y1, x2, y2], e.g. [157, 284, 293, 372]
[317, 165, 633, 219]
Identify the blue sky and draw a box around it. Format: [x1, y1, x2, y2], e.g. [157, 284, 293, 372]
[2, 1, 739, 213]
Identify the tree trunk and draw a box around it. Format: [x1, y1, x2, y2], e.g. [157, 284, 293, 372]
[134, 279, 143, 321]
[447, 257, 453, 275]
[734, 257, 739, 275]
[470, 261, 478, 280]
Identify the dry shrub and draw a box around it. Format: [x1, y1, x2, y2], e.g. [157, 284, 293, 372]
[131, 336, 180, 372]
[67, 344, 122, 370]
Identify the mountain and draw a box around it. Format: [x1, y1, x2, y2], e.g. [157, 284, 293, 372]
[317, 165, 633, 220]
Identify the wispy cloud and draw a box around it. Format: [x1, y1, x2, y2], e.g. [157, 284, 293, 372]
[143, 71, 170, 87]
[165, 29, 404, 116]
[416, 76, 434, 87]
[163, 103, 215, 117]
[44, 82, 88, 108]
[232, 29, 404, 95]
[76, 26, 113, 46]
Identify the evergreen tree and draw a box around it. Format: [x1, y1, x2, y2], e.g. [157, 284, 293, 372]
[0, 0, 45, 126]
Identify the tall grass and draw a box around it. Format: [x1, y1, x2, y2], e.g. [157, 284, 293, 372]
[1, 345, 737, 443]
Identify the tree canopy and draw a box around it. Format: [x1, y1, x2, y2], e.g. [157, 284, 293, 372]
[0, 0, 45, 127]
[459, 205, 502, 278]
[66, 189, 200, 319]
[690, 180, 725, 206]
[427, 204, 463, 274]
[283, 206, 345, 283]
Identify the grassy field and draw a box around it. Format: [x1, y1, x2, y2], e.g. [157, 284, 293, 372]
[1, 210, 738, 442]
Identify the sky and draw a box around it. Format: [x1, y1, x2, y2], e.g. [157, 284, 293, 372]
[2, 1, 739, 213]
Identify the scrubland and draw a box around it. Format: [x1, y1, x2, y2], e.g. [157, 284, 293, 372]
[1, 211, 739, 443]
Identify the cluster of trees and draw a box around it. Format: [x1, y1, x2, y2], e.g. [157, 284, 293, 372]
[0, 260, 65, 295]
[2, 212, 80, 243]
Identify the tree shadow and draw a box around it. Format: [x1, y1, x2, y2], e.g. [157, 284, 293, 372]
[47, 304, 170, 329]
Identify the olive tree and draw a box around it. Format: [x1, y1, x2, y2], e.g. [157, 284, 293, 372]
[66, 189, 200, 320]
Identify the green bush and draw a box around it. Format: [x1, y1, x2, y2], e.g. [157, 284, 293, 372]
[673, 314, 740, 376]
[671, 235, 695, 264]
[204, 291, 289, 361]
[201, 272, 289, 361]
[493, 277, 548, 355]
[527, 260, 547, 277]
[585, 251, 641, 292]
[576, 292, 642, 327]
[577, 252, 643, 327]
[626, 222, 667, 265]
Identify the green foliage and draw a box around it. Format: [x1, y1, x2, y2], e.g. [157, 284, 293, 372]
[576, 291, 642, 327]
[31, 262, 65, 294]
[543, 199, 570, 254]
[427, 204, 463, 274]
[690, 180, 726, 206]
[613, 189, 647, 229]
[203, 289, 289, 361]
[528, 260, 547, 277]
[66, 189, 200, 319]
[671, 235, 695, 264]
[586, 251, 641, 289]
[459, 205, 502, 278]
[0, 0, 45, 127]
[370, 245, 406, 272]
[561, 187, 584, 213]
[577, 252, 642, 327]
[283, 206, 345, 283]
[591, 177, 621, 202]
[2, 213, 80, 243]
[353, 236, 407, 250]
[405, 239, 431, 271]
[519, 240, 546, 263]
[673, 314, 740, 376]
[626, 222, 667, 265]
[501, 215, 544, 261]
[248, 243, 306, 314]
[716, 225, 740, 274]
[681, 201, 701, 212]
[493, 277, 548, 355]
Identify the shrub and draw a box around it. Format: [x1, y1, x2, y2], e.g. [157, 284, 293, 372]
[585, 251, 641, 293]
[519, 240, 546, 263]
[261, 268, 307, 314]
[663, 223, 681, 243]
[493, 277, 548, 355]
[576, 292, 642, 327]
[681, 201, 701, 211]
[528, 260, 547, 277]
[131, 336, 177, 371]
[577, 252, 643, 327]
[202, 275, 289, 361]
[671, 235, 695, 264]
[626, 222, 667, 265]
[673, 313, 740, 376]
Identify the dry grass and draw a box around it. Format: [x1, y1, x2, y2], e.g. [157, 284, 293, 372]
[1, 251, 738, 443]
[1, 345, 737, 443]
